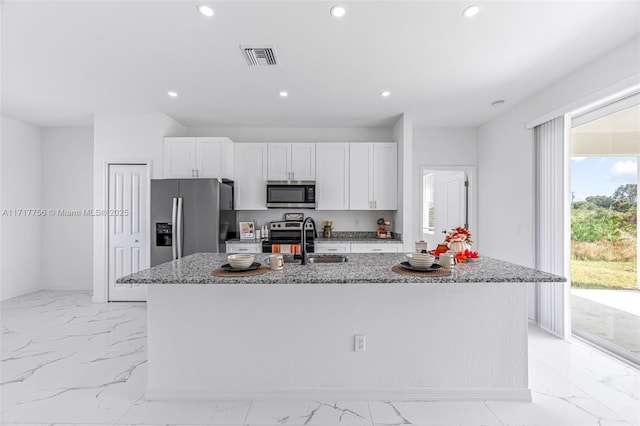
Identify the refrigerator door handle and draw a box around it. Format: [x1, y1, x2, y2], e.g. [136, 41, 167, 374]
[177, 197, 183, 259]
[171, 198, 178, 261]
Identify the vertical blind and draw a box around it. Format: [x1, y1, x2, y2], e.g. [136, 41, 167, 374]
[534, 116, 571, 338]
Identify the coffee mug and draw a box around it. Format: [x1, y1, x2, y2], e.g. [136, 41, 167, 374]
[438, 253, 454, 269]
[269, 254, 284, 271]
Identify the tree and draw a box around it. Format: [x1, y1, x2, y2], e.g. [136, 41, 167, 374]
[585, 195, 612, 208]
[612, 184, 637, 203]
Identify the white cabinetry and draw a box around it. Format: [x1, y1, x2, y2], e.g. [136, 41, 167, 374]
[315, 143, 349, 210]
[314, 242, 351, 253]
[350, 243, 401, 253]
[267, 143, 315, 181]
[226, 242, 262, 253]
[164, 137, 233, 179]
[349, 143, 397, 210]
[234, 143, 268, 210]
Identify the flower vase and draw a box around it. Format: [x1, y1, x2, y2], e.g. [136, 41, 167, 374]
[448, 241, 469, 253]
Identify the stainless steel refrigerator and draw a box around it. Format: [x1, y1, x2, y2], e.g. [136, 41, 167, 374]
[151, 179, 235, 266]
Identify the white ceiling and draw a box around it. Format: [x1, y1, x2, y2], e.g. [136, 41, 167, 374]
[2, 1, 639, 129]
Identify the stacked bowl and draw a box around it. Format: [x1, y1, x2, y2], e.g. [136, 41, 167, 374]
[227, 253, 255, 270]
[406, 252, 436, 270]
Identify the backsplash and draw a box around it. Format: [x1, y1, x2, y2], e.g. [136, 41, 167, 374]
[236, 210, 396, 232]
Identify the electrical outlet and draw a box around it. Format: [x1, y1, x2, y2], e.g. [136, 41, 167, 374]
[354, 335, 366, 352]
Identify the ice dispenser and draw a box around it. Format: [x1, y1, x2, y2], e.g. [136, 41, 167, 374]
[156, 222, 172, 246]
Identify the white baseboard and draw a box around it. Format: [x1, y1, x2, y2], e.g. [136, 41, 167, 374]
[145, 387, 532, 402]
[42, 284, 92, 291]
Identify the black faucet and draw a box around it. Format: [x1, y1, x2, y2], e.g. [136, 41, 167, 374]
[300, 217, 316, 265]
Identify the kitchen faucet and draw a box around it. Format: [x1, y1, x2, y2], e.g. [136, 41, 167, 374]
[300, 217, 316, 265]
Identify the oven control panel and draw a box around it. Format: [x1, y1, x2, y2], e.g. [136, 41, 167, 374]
[270, 221, 314, 230]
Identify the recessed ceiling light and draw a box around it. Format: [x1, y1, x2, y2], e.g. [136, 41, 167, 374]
[381, 90, 391, 98]
[491, 99, 505, 108]
[462, 5, 480, 17]
[197, 5, 214, 17]
[167, 91, 178, 98]
[330, 5, 346, 18]
[279, 91, 288, 98]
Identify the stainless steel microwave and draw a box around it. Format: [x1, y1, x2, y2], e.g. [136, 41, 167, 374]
[266, 181, 316, 209]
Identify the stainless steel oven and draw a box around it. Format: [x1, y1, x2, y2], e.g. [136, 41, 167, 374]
[261, 220, 315, 254]
[266, 181, 316, 209]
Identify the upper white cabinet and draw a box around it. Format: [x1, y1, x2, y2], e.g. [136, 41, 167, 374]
[234, 143, 268, 210]
[315, 143, 349, 210]
[164, 137, 233, 179]
[349, 143, 397, 210]
[267, 143, 315, 181]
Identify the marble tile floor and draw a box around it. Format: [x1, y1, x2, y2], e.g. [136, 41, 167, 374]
[1, 290, 639, 426]
[571, 292, 640, 356]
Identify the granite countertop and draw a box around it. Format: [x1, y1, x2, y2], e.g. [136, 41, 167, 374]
[118, 253, 566, 285]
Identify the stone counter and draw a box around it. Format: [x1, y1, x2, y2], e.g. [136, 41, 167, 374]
[118, 252, 565, 285]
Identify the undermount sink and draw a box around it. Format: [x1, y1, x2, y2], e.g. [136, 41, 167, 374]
[307, 255, 348, 264]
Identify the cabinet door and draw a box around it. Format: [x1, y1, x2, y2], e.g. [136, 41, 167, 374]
[316, 143, 349, 210]
[226, 243, 261, 253]
[267, 143, 291, 181]
[195, 137, 222, 178]
[234, 143, 268, 210]
[349, 143, 374, 209]
[373, 143, 398, 210]
[164, 137, 196, 178]
[314, 242, 351, 253]
[290, 143, 315, 181]
[350, 243, 400, 253]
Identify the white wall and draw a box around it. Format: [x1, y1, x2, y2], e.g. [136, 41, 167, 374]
[92, 113, 186, 302]
[392, 114, 413, 251]
[411, 128, 478, 247]
[478, 36, 640, 267]
[0, 116, 42, 300]
[41, 127, 93, 290]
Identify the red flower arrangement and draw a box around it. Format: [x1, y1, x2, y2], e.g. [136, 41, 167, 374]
[455, 249, 480, 263]
[444, 227, 474, 245]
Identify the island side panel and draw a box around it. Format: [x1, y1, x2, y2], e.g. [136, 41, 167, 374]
[146, 282, 529, 400]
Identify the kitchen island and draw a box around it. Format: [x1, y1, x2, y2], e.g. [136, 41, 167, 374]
[119, 253, 565, 402]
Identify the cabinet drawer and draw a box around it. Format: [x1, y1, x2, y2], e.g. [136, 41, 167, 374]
[314, 243, 351, 254]
[226, 243, 261, 253]
[350, 243, 400, 253]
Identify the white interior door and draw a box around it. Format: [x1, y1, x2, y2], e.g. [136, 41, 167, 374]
[108, 164, 149, 301]
[444, 171, 466, 231]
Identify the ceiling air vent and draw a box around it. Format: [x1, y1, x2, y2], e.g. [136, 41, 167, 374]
[240, 46, 279, 66]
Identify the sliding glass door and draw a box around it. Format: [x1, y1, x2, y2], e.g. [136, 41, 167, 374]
[570, 104, 640, 364]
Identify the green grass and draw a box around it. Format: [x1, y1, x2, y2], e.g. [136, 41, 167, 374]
[571, 260, 637, 290]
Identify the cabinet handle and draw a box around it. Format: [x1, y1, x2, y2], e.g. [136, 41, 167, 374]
[238, 248, 249, 251]
[328, 248, 337, 251]
[291, 171, 294, 180]
[196, 169, 199, 177]
[372, 248, 382, 252]
[191, 169, 195, 177]
[374, 200, 377, 209]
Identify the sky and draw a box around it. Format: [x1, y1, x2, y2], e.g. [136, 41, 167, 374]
[571, 157, 637, 202]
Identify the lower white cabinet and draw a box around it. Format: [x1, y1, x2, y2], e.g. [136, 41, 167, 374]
[350, 243, 401, 253]
[314, 242, 351, 254]
[226, 243, 262, 253]
[314, 242, 402, 253]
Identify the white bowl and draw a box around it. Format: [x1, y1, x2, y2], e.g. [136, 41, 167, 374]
[406, 253, 435, 269]
[227, 253, 255, 270]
